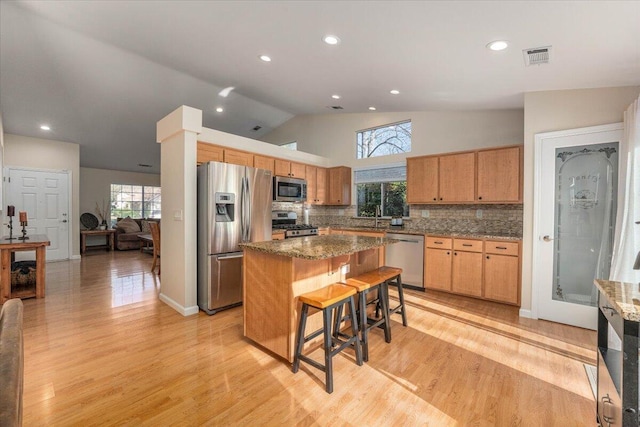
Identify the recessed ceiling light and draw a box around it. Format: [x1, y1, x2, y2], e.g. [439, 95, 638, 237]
[331, 94, 341, 99]
[40, 125, 51, 131]
[368, 107, 376, 111]
[390, 89, 400, 95]
[216, 107, 224, 113]
[259, 55, 272, 62]
[487, 40, 508, 51]
[323, 35, 340, 45]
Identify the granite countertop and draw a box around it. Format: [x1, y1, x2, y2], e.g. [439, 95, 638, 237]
[326, 226, 521, 241]
[595, 279, 640, 322]
[241, 235, 398, 260]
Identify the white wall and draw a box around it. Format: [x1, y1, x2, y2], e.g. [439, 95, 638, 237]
[522, 86, 640, 314]
[261, 109, 525, 168]
[80, 167, 160, 222]
[4, 133, 80, 256]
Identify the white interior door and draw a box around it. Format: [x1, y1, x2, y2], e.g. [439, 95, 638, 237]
[533, 123, 623, 330]
[6, 168, 70, 261]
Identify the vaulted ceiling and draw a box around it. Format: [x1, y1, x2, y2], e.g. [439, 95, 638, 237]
[1, 1, 639, 173]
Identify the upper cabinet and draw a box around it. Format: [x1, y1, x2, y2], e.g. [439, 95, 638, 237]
[438, 152, 475, 202]
[197, 142, 223, 164]
[254, 155, 275, 174]
[477, 146, 522, 203]
[406, 156, 438, 203]
[275, 159, 306, 179]
[406, 145, 522, 205]
[224, 149, 253, 167]
[306, 165, 327, 205]
[327, 167, 351, 206]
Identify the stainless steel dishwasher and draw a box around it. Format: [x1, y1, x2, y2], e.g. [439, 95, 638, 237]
[385, 233, 424, 289]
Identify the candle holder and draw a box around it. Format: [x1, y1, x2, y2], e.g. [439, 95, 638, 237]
[5, 216, 14, 240]
[18, 221, 29, 240]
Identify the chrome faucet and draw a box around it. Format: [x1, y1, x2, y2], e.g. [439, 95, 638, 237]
[375, 205, 381, 228]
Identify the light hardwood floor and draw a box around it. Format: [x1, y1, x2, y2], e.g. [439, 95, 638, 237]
[19, 250, 597, 425]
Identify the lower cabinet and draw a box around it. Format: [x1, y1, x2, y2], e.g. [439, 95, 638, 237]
[423, 236, 521, 306]
[451, 239, 483, 297]
[424, 237, 452, 291]
[483, 240, 520, 305]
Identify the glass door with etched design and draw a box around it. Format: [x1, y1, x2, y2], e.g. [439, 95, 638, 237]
[534, 124, 622, 330]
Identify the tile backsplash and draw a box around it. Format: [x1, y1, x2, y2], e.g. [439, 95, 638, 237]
[272, 202, 523, 237]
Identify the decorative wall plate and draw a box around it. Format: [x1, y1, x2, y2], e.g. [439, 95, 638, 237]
[80, 212, 99, 230]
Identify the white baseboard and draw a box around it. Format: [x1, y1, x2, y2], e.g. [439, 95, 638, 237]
[70, 255, 82, 260]
[519, 308, 534, 319]
[159, 293, 199, 316]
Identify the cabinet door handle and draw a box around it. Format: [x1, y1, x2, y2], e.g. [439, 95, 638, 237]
[434, 241, 443, 245]
[478, 196, 483, 200]
[486, 256, 490, 259]
[602, 394, 615, 424]
[454, 252, 457, 256]
[433, 198, 437, 201]
[446, 252, 450, 255]
[496, 246, 507, 250]
[462, 244, 473, 247]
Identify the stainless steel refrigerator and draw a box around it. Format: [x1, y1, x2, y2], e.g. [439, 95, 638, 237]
[197, 161, 272, 315]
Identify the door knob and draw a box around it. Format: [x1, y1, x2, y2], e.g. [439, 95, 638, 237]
[62, 219, 68, 223]
[542, 235, 554, 242]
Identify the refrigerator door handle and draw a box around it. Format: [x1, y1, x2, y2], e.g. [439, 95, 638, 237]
[217, 253, 244, 260]
[240, 176, 247, 241]
[245, 177, 252, 241]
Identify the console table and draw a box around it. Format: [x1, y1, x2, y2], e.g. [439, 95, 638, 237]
[80, 229, 115, 254]
[595, 279, 639, 427]
[0, 235, 50, 303]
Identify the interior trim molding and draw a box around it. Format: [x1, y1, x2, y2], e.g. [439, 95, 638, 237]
[159, 293, 199, 316]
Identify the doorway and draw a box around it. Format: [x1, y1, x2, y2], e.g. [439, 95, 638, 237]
[532, 123, 623, 330]
[5, 167, 71, 261]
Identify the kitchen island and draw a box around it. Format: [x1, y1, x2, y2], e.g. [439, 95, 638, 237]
[241, 234, 397, 363]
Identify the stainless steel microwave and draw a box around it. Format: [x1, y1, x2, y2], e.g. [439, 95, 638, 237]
[273, 176, 307, 202]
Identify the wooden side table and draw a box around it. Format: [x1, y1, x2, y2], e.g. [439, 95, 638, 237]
[0, 234, 50, 303]
[80, 229, 115, 254]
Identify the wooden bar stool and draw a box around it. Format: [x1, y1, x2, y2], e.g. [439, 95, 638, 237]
[292, 283, 363, 394]
[343, 272, 392, 362]
[374, 266, 408, 327]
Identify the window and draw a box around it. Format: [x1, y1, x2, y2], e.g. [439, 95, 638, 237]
[355, 166, 409, 217]
[110, 184, 161, 222]
[280, 141, 297, 150]
[356, 121, 411, 159]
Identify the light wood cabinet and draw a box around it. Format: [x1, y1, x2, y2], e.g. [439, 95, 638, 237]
[327, 167, 351, 206]
[272, 231, 285, 241]
[306, 166, 327, 205]
[423, 235, 521, 306]
[317, 228, 329, 236]
[406, 145, 523, 205]
[197, 142, 223, 164]
[224, 149, 253, 167]
[483, 240, 520, 305]
[477, 146, 522, 202]
[439, 152, 475, 202]
[254, 155, 275, 174]
[275, 159, 306, 179]
[424, 237, 452, 291]
[451, 238, 483, 297]
[407, 156, 439, 203]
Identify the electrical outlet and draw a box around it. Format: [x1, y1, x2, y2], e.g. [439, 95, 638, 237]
[338, 209, 345, 216]
[476, 209, 483, 219]
[421, 210, 430, 218]
[340, 264, 350, 275]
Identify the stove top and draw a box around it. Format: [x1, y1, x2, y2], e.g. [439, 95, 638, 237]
[272, 224, 316, 230]
[272, 211, 318, 238]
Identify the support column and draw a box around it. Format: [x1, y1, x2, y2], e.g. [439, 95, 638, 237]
[156, 106, 202, 315]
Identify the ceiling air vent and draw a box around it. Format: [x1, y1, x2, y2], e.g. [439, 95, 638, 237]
[328, 106, 343, 110]
[138, 163, 152, 168]
[252, 125, 262, 131]
[523, 46, 551, 66]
